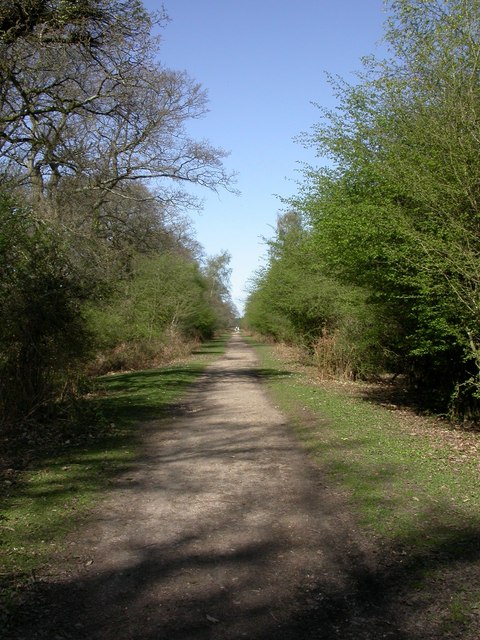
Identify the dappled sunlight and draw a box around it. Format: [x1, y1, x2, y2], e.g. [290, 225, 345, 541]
[5, 338, 480, 639]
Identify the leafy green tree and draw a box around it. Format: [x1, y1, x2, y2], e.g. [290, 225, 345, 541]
[292, 0, 480, 414]
[0, 2, 237, 429]
[244, 210, 390, 378]
[87, 247, 236, 372]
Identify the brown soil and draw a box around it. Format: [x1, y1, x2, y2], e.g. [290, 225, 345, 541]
[5, 337, 474, 639]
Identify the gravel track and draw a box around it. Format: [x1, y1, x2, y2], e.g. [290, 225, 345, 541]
[9, 336, 406, 640]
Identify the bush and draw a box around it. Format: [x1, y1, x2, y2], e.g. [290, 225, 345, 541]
[0, 194, 92, 429]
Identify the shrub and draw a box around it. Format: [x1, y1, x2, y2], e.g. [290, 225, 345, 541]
[0, 194, 92, 430]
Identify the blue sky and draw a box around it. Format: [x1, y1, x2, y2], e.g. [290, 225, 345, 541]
[143, 1, 387, 313]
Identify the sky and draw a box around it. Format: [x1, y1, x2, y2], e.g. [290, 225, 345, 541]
[143, 0, 387, 314]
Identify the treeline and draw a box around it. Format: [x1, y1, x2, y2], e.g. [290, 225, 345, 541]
[0, 1, 236, 431]
[245, 0, 480, 419]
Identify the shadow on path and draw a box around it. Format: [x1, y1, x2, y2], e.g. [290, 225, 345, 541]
[4, 338, 480, 640]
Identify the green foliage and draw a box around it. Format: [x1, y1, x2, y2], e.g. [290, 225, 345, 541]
[0, 0, 236, 436]
[246, 211, 328, 343]
[0, 194, 92, 427]
[244, 210, 392, 378]
[248, 0, 480, 415]
[203, 250, 238, 330]
[87, 250, 235, 372]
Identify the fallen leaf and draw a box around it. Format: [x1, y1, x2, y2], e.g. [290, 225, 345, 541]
[206, 614, 219, 623]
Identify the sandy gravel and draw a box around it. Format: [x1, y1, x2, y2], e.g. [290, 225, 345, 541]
[9, 336, 406, 639]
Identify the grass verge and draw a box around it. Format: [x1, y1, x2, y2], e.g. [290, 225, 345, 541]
[251, 340, 480, 636]
[0, 335, 228, 620]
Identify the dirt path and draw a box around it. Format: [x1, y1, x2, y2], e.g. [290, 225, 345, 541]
[10, 337, 406, 639]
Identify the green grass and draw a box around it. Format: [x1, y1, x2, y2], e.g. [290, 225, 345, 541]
[252, 341, 480, 633]
[252, 343, 480, 544]
[0, 336, 228, 614]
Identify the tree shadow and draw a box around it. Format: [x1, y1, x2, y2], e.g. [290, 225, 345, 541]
[4, 342, 480, 639]
[191, 336, 228, 356]
[354, 377, 480, 433]
[5, 489, 480, 639]
[4, 402, 480, 639]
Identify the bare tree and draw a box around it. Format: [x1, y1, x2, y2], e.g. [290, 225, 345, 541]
[0, 0, 234, 222]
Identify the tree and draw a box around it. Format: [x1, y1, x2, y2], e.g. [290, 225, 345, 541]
[0, 2, 237, 428]
[0, 1, 145, 44]
[0, 191, 92, 427]
[245, 209, 389, 378]
[203, 251, 237, 329]
[0, 0, 234, 224]
[293, 0, 480, 414]
[87, 246, 235, 373]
